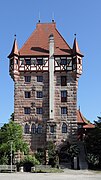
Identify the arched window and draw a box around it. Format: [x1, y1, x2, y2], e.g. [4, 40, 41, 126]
[31, 124, 36, 134]
[24, 123, 30, 134]
[62, 123, 67, 133]
[37, 124, 42, 134]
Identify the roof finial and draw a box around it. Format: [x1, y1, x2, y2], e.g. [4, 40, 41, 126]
[52, 12, 55, 22]
[14, 34, 16, 39]
[74, 33, 76, 38]
[38, 12, 40, 23]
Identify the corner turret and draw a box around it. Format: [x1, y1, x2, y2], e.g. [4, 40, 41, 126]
[8, 36, 19, 80]
[72, 36, 84, 77]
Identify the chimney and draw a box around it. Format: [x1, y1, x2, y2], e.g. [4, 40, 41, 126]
[49, 34, 54, 57]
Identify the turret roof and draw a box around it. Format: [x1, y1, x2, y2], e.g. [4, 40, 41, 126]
[77, 110, 95, 129]
[73, 37, 83, 57]
[8, 38, 19, 58]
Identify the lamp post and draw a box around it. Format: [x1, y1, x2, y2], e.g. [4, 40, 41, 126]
[11, 141, 13, 172]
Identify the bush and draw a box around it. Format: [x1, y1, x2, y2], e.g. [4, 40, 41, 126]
[87, 153, 99, 169]
[17, 155, 40, 172]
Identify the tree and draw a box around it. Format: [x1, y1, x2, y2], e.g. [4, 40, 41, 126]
[0, 119, 29, 164]
[46, 141, 59, 167]
[85, 117, 101, 169]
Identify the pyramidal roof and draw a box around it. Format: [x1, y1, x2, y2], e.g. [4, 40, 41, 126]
[19, 22, 72, 56]
[73, 37, 83, 57]
[8, 38, 19, 58]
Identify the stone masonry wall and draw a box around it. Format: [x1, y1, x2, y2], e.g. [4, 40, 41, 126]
[14, 72, 49, 152]
[46, 71, 78, 147]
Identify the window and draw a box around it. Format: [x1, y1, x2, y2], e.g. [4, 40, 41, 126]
[25, 59, 31, 65]
[50, 125, 55, 133]
[24, 123, 30, 134]
[16, 59, 18, 64]
[37, 59, 43, 65]
[25, 76, 31, 83]
[37, 124, 42, 134]
[61, 107, 67, 114]
[78, 58, 81, 64]
[36, 108, 43, 114]
[61, 76, 67, 86]
[10, 59, 14, 65]
[61, 59, 67, 65]
[61, 90, 67, 102]
[25, 91, 31, 98]
[37, 76, 43, 82]
[37, 91, 43, 98]
[24, 107, 31, 114]
[62, 123, 67, 133]
[31, 124, 36, 134]
[78, 125, 82, 129]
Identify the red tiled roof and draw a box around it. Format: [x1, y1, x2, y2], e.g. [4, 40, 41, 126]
[8, 38, 19, 58]
[19, 22, 72, 56]
[77, 110, 86, 124]
[72, 37, 83, 57]
[83, 124, 95, 129]
[77, 110, 95, 129]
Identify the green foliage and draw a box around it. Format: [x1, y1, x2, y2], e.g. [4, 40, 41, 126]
[0, 155, 8, 165]
[0, 116, 29, 164]
[46, 141, 56, 159]
[85, 118, 101, 169]
[67, 144, 80, 158]
[18, 155, 40, 172]
[46, 141, 59, 167]
[87, 153, 99, 166]
[35, 148, 45, 164]
[22, 155, 40, 166]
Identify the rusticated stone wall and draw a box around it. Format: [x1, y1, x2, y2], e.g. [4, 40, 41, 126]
[14, 70, 77, 152]
[14, 72, 49, 151]
[46, 71, 77, 147]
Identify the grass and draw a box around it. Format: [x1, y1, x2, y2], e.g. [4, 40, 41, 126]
[32, 167, 63, 173]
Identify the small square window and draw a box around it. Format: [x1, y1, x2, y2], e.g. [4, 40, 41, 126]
[37, 76, 43, 82]
[61, 76, 67, 86]
[37, 59, 43, 65]
[24, 107, 31, 114]
[25, 59, 31, 65]
[61, 107, 67, 114]
[25, 91, 31, 98]
[25, 76, 31, 83]
[37, 91, 43, 98]
[61, 59, 67, 65]
[36, 108, 43, 114]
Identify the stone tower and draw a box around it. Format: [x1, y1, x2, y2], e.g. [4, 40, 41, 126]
[8, 22, 83, 152]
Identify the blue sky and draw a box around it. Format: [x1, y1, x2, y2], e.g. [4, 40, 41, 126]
[0, 0, 101, 124]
